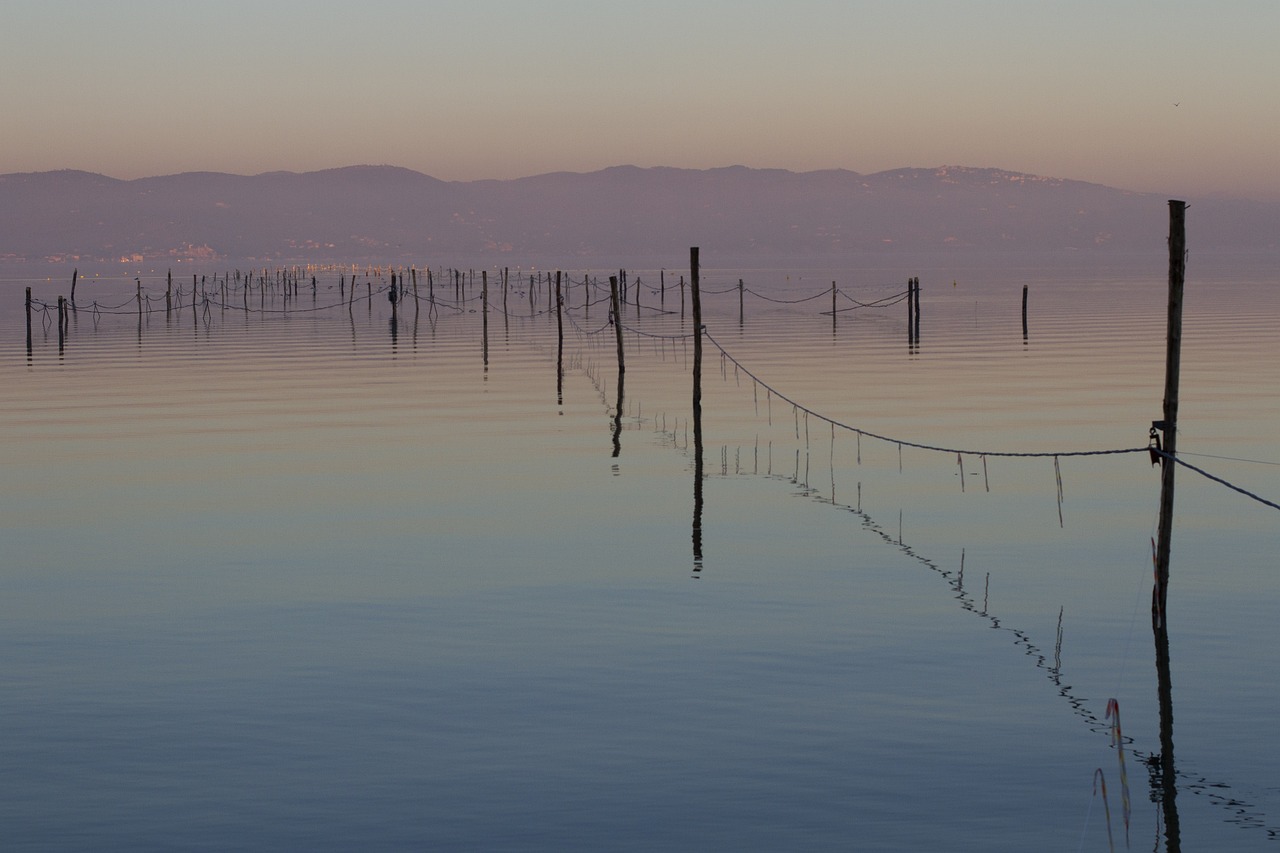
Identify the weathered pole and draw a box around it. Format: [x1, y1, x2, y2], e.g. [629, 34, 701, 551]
[70, 268, 78, 309]
[738, 278, 744, 325]
[26, 287, 33, 354]
[555, 271, 564, 403]
[609, 275, 625, 376]
[481, 270, 489, 367]
[691, 247, 704, 571]
[907, 277, 915, 349]
[912, 276, 921, 340]
[1021, 284, 1029, 340]
[1153, 201, 1186, 624]
[1151, 197, 1187, 853]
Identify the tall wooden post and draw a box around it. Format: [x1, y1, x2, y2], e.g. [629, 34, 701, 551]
[912, 277, 921, 339]
[738, 278, 744, 325]
[696, 245, 706, 568]
[481, 270, 489, 368]
[1151, 197, 1186, 851]
[609, 275, 625, 376]
[26, 287, 33, 354]
[70, 268, 78, 308]
[907, 277, 915, 348]
[1154, 200, 1185, 625]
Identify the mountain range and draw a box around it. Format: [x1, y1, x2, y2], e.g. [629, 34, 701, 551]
[2, 164, 1276, 265]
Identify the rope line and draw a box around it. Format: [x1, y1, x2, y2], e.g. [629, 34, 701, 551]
[702, 328, 1148, 460]
[1154, 450, 1280, 512]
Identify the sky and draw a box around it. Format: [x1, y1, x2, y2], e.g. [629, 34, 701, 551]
[3, 0, 1278, 200]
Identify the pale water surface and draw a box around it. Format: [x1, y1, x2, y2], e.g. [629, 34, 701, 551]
[2, 259, 1278, 851]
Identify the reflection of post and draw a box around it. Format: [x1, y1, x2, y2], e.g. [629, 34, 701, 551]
[1151, 200, 1186, 852]
[612, 363, 624, 458]
[1153, 621, 1182, 850]
[691, 247, 704, 572]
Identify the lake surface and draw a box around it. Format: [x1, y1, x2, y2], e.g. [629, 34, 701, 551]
[3, 256, 1278, 851]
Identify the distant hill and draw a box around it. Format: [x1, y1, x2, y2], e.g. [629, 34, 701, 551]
[2, 164, 1276, 265]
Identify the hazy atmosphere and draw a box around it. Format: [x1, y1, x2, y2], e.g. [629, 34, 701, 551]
[7, 3, 1280, 851]
[4, 0, 1278, 199]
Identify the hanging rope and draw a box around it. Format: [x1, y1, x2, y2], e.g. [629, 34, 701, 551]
[1153, 450, 1280, 512]
[703, 328, 1148, 460]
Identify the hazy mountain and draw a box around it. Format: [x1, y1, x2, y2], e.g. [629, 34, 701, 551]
[2, 164, 1276, 265]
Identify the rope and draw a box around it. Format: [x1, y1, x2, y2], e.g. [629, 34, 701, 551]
[702, 328, 1148, 460]
[1154, 450, 1280, 512]
[743, 286, 831, 305]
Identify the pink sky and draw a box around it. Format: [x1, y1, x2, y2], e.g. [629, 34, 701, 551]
[3, 1, 1278, 200]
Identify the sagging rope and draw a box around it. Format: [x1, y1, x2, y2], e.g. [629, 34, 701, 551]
[703, 327, 1148, 460]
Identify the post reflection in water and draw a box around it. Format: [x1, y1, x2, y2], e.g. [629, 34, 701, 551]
[1152, 619, 1181, 852]
[611, 366, 623, 459]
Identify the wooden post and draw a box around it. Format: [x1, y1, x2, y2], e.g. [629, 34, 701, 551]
[691, 247, 704, 570]
[1022, 284, 1029, 341]
[832, 281, 837, 332]
[738, 278, 744, 325]
[913, 276, 921, 339]
[907, 277, 915, 348]
[482, 270, 489, 367]
[1153, 200, 1186, 625]
[70, 268, 78, 308]
[136, 278, 142, 317]
[660, 269, 666, 310]
[609, 275, 625, 376]
[26, 287, 33, 354]
[1151, 197, 1187, 852]
[555, 271, 564, 404]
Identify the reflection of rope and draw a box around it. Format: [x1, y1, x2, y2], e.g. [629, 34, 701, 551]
[1154, 450, 1280, 511]
[703, 328, 1147, 459]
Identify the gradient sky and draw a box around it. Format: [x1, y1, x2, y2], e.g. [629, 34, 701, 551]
[3, 1, 1277, 199]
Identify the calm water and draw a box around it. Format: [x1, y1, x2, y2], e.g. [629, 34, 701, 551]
[3, 258, 1278, 851]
